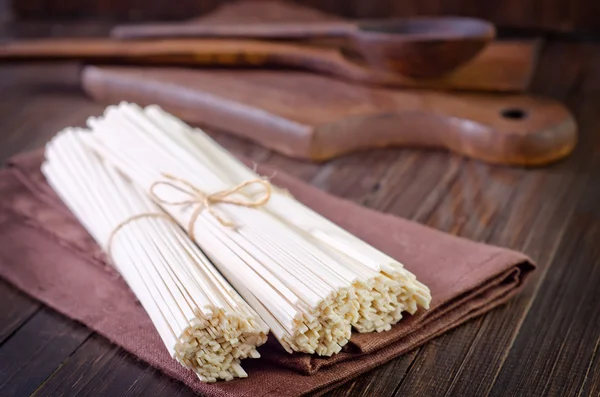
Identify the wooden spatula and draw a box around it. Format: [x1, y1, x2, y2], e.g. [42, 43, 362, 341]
[104, 1, 539, 92]
[0, 36, 539, 93]
[113, 16, 497, 79]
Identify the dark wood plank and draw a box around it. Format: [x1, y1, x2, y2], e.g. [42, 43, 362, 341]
[0, 281, 40, 345]
[488, 196, 600, 396]
[30, 335, 125, 397]
[309, 150, 415, 201]
[32, 334, 198, 397]
[440, 99, 599, 397]
[436, 166, 591, 397]
[578, 336, 600, 397]
[0, 308, 91, 397]
[0, 64, 105, 163]
[391, 161, 592, 396]
[484, 95, 600, 396]
[326, 351, 419, 397]
[359, 154, 462, 219]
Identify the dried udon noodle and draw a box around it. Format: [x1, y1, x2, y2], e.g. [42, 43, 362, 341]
[80, 102, 431, 353]
[43, 131, 268, 382]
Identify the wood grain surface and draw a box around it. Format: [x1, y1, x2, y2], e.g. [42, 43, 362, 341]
[0, 21, 600, 397]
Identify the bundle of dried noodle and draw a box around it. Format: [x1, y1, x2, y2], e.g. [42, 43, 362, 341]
[82, 103, 431, 352]
[147, 105, 432, 333]
[43, 130, 268, 382]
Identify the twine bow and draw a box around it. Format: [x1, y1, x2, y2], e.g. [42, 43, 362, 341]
[149, 173, 272, 240]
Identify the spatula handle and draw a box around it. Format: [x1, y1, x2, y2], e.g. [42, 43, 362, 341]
[0, 37, 367, 78]
[0, 37, 537, 92]
[0, 37, 335, 63]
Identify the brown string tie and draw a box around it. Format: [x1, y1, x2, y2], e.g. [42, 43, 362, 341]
[106, 212, 174, 261]
[149, 173, 272, 240]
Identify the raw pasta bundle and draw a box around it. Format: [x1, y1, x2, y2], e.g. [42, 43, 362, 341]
[43, 130, 268, 382]
[83, 110, 358, 356]
[81, 102, 431, 353]
[145, 105, 432, 333]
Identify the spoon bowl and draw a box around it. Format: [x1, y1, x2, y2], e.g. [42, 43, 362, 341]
[111, 16, 496, 78]
[351, 17, 496, 78]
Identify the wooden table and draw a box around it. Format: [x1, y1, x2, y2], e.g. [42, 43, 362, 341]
[1, 21, 600, 397]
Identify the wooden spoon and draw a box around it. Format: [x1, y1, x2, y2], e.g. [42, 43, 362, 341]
[112, 17, 496, 78]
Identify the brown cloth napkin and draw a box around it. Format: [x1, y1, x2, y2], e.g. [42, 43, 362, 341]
[0, 149, 534, 397]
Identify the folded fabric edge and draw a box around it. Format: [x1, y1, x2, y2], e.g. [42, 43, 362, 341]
[301, 258, 533, 375]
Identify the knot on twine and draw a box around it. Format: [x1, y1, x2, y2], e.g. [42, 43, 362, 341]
[149, 173, 272, 240]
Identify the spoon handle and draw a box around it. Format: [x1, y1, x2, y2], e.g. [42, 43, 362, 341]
[112, 21, 355, 40]
[0, 37, 331, 59]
